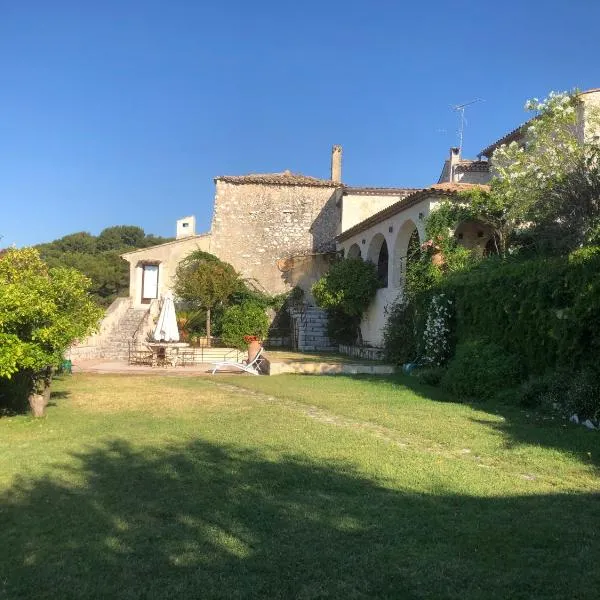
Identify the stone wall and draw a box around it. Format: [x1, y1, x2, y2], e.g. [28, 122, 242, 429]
[210, 181, 339, 294]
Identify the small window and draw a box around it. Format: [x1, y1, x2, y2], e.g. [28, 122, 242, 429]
[182, 222, 189, 228]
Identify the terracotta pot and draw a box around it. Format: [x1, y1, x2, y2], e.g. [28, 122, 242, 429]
[247, 340, 261, 363]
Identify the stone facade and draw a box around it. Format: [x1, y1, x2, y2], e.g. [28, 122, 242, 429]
[210, 177, 340, 294]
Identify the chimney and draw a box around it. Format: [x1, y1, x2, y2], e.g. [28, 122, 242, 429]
[331, 145, 342, 183]
[176, 215, 196, 239]
[449, 147, 461, 182]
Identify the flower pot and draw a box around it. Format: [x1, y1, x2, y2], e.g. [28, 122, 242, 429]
[247, 339, 261, 363]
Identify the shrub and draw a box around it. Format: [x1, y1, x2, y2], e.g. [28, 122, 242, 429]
[221, 302, 270, 350]
[441, 339, 523, 400]
[382, 299, 418, 365]
[562, 370, 600, 420]
[413, 366, 446, 387]
[312, 258, 380, 344]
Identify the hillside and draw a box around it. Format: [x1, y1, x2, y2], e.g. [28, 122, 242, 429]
[36, 226, 172, 306]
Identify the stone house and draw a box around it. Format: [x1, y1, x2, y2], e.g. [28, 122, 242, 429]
[337, 182, 491, 346]
[76, 88, 600, 358]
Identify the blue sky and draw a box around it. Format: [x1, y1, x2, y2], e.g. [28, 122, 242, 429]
[2, 0, 600, 247]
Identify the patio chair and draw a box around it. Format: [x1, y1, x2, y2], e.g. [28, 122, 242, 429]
[128, 342, 154, 366]
[211, 347, 265, 375]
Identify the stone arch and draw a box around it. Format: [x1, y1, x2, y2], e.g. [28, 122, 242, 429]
[392, 220, 421, 288]
[367, 233, 389, 288]
[455, 220, 498, 257]
[347, 243, 361, 259]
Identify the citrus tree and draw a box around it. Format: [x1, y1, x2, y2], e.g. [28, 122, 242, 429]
[0, 248, 103, 416]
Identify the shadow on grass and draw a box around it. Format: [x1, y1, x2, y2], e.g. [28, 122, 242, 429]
[326, 373, 600, 471]
[1, 438, 599, 599]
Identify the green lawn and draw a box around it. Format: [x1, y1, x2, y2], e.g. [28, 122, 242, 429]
[1, 373, 599, 599]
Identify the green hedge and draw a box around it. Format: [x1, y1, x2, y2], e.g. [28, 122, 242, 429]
[440, 248, 600, 376]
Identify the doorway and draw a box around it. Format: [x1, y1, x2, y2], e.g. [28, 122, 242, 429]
[141, 264, 159, 304]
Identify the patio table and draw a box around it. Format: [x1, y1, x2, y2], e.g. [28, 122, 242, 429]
[146, 342, 190, 367]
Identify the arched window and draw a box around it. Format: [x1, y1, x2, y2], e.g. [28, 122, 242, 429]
[347, 243, 361, 259]
[392, 221, 420, 288]
[377, 240, 389, 287]
[367, 233, 389, 288]
[406, 229, 421, 267]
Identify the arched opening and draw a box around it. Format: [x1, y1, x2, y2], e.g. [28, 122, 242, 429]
[367, 233, 389, 288]
[392, 221, 420, 288]
[455, 220, 498, 257]
[347, 243, 361, 259]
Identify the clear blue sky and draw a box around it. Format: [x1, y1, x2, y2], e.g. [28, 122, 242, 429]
[2, 0, 600, 247]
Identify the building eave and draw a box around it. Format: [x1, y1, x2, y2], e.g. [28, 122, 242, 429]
[337, 184, 490, 242]
[120, 233, 211, 259]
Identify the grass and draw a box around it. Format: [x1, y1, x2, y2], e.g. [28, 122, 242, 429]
[0, 373, 599, 599]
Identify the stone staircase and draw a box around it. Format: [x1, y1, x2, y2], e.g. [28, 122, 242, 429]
[99, 307, 150, 360]
[291, 305, 337, 352]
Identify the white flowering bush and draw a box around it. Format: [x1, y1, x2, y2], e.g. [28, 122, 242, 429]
[422, 294, 453, 366]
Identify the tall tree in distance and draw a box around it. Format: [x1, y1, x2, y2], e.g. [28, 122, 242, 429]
[36, 226, 172, 306]
[174, 251, 240, 345]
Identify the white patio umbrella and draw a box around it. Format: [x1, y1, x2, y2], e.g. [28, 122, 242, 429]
[152, 290, 180, 342]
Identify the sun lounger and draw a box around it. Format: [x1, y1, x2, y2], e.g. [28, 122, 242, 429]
[211, 347, 265, 375]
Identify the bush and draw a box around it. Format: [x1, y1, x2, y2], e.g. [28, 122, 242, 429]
[312, 258, 380, 344]
[221, 302, 270, 350]
[413, 366, 446, 387]
[382, 299, 418, 365]
[562, 370, 600, 420]
[440, 249, 600, 376]
[441, 339, 522, 400]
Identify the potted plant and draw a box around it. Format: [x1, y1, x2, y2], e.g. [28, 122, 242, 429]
[243, 335, 262, 363]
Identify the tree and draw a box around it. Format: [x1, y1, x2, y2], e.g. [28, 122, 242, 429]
[174, 251, 241, 344]
[96, 226, 146, 251]
[531, 146, 600, 253]
[37, 226, 172, 306]
[312, 258, 381, 344]
[0, 248, 103, 416]
[488, 90, 600, 254]
[221, 302, 270, 350]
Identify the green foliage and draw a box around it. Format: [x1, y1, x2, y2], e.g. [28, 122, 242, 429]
[440, 249, 600, 376]
[174, 251, 241, 340]
[37, 226, 172, 306]
[382, 299, 418, 365]
[0, 248, 102, 409]
[312, 258, 380, 344]
[440, 340, 522, 400]
[221, 302, 270, 350]
[175, 250, 240, 310]
[312, 258, 380, 317]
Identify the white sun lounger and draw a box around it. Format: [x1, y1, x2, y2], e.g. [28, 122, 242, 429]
[211, 347, 265, 375]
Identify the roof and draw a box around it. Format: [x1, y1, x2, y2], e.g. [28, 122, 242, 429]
[479, 88, 600, 158]
[479, 120, 531, 158]
[215, 171, 339, 187]
[342, 186, 420, 196]
[454, 160, 490, 173]
[120, 233, 211, 258]
[337, 183, 490, 242]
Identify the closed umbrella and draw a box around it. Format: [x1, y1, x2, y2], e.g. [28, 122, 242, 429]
[153, 290, 180, 342]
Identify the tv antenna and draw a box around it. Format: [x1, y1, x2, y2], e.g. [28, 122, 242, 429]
[452, 98, 484, 154]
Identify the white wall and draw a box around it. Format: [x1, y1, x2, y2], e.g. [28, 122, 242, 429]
[338, 196, 438, 346]
[340, 193, 409, 233]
